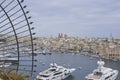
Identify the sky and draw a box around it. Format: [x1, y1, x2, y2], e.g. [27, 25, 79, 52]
[24, 0, 120, 38]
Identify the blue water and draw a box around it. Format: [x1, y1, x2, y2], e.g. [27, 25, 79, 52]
[31, 52, 120, 80]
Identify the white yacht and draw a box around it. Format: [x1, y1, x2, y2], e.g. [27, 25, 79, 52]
[85, 60, 119, 80]
[36, 63, 75, 80]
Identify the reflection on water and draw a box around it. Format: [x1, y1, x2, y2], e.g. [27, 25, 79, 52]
[31, 52, 120, 80]
[64, 75, 74, 80]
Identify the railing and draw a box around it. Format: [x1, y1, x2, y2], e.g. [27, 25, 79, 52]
[0, 0, 36, 77]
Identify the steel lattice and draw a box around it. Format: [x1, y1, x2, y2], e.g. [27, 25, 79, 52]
[0, 0, 36, 77]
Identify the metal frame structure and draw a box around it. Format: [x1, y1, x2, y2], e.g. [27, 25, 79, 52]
[0, 0, 36, 77]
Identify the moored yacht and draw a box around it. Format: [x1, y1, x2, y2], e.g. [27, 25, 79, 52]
[35, 63, 75, 80]
[85, 59, 119, 80]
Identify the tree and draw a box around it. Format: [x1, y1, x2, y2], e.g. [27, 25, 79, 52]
[0, 69, 27, 80]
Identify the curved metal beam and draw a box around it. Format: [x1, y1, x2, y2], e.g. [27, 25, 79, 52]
[16, 0, 34, 75]
[0, 3, 20, 71]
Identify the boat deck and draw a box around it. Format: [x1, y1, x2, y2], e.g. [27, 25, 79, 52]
[86, 74, 101, 79]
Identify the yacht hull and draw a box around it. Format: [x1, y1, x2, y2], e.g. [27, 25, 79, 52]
[35, 63, 75, 80]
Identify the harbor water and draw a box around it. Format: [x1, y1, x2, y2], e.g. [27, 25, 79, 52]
[31, 52, 120, 80]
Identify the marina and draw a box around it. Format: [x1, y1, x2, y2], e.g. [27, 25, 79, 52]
[31, 52, 120, 80]
[0, 0, 120, 80]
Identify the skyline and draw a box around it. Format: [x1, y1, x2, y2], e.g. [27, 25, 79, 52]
[25, 0, 120, 38]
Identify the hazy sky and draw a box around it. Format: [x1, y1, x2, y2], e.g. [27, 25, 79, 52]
[24, 0, 120, 38]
